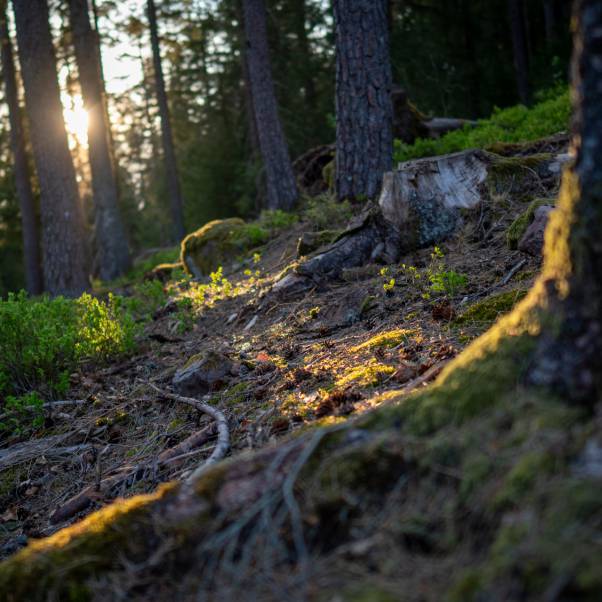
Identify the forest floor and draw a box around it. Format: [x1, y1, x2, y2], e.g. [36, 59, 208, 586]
[0, 138, 566, 574]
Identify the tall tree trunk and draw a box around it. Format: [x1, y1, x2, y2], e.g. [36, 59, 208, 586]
[242, 0, 298, 211]
[333, 0, 393, 202]
[0, 3, 43, 295]
[67, 0, 131, 281]
[293, 0, 317, 113]
[507, 0, 531, 105]
[526, 0, 602, 401]
[460, 0, 480, 117]
[543, 0, 557, 43]
[12, 0, 89, 296]
[147, 0, 185, 242]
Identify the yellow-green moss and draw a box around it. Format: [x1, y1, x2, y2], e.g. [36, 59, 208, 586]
[487, 154, 553, 198]
[336, 360, 395, 387]
[506, 198, 553, 249]
[0, 482, 179, 601]
[221, 382, 251, 406]
[321, 159, 335, 191]
[352, 329, 416, 352]
[455, 290, 528, 326]
[180, 218, 268, 277]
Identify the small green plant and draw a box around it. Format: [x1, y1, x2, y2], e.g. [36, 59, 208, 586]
[258, 209, 298, 232]
[383, 278, 396, 294]
[429, 270, 468, 298]
[425, 246, 468, 298]
[303, 193, 353, 230]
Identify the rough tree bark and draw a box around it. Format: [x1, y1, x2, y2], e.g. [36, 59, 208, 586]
[0, 3, 43, 295]
[333, 0, 393, 202]
[507, 0, 532, 105]
[147, 0, 185, 242]
[242, 0, 298, 212]
[0, 2, 600, 600]
[68, 0, 131, 281]
[12, 0, 89, 296]
[543, 0, 557, 42]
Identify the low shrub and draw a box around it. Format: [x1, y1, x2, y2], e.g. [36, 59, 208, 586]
[0, 291, 136, 426]
[394, 88, 570, 163]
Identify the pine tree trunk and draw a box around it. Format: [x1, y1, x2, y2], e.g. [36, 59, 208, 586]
[293, 0, 317, 113]
[147, 0, 185, 242]
[526, 0, 602, 402]
[242, 0, 298, 211]
[0, 4, 43, 295]
[543, 0, 557, 42]
[12, 0, 89, 297]
[67, 0, 131, 281]
[333, 0, 393, 202]
[507, 0, 531, 105]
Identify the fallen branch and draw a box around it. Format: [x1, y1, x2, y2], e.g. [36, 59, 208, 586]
[149, 385, 229, 483]
[49, 387, 229, 523]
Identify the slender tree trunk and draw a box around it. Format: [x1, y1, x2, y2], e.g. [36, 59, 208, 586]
[242, 0, 298, 211]
[68, 0, 131, 281]
[293, 0, 317, 113]
[333, 0, 393, 202]
[0, 3, 43, 295]
[507, 0, 531, 105]
[147, 0, 185, 242]
[460, 0, 480, 117]
[12, 0, 89, 296]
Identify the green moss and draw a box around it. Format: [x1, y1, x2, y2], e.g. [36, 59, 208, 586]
[493, 451, 555, 509]
[506, 198, 553, 249]
[336, 360, 395, 387]
[180, 218, 268, 277]
[0, 482, 179, 601]
[394, 88, 569, 163]
[352, 329, 416, 352]
[455, 290, 528, 327]
[221, 382, 250, 406]
[321, 159, 335, 191]
[449, 570, 483, 602]
[487, 155, 554, 199]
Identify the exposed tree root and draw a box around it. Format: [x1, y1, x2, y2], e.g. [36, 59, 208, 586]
[48, 387, 229, 524]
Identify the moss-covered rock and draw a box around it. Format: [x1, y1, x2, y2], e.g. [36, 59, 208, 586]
[454, 290, 528, 327]
[506, 198, 554, 249]
[180, 218, 268, 278]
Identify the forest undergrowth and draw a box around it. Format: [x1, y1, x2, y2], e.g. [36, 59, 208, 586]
[2, 118, 601, 601]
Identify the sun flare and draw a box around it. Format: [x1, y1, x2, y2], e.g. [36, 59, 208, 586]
[63, 95, 89, 147]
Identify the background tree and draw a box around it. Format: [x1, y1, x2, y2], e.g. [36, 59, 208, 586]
[333, 0, 393, 201]
[0, 2, 42, 295]
[147, 0, 185, 241]
[68, 0, 131, 281]
[507, 0, 532, 105]
[12, 0, 89, 296]
[242, 0, 298, 211]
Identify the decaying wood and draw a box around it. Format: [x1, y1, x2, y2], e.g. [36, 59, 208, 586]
[0, 434, 92, 472]
[272, 148, 570, 299]
[380, 149, 570, 250]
